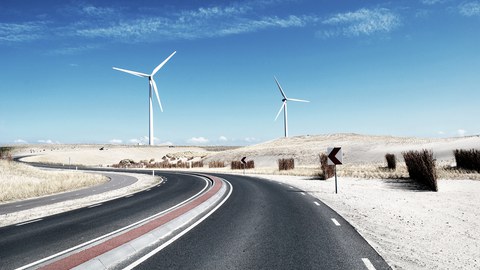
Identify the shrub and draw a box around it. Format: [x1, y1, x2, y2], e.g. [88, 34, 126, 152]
[402, 149, 437, 191]
[209, 161, 226, 168]
[0, 147, 13, 160]
[231, 160, 254, 170]
[319, 153, 334, 179]
[192, 161, 204, 168]
[278, 158, 294, 171]
[385, 153, 396, 170]
[454, 149, 480, 172]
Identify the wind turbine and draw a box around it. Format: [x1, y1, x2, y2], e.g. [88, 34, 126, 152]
[113, 51, 176, 146]
[274, 76, 309, 138]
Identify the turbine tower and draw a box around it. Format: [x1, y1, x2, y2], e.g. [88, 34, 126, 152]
[113, 51, 176, 146]
[274, 76, 309, 138]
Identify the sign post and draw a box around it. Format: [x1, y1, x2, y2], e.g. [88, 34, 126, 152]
[241, 157, 247, 175]
[327, 147, 343, 194]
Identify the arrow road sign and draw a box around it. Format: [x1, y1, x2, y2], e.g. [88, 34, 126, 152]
[327, 147, 343, 165]
[241, 157, 247, 165]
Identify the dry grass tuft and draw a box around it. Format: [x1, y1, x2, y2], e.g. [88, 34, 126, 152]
[0, 160, 108, 203]
[385, 153, 396, 170]
[278, 158, 295, 171]
[454, 149, 480, 172]
[319, 154, 334, 179]
[209, 161, 225, 168]
[231, 160, 254, 170]
[403, 150, 438, 191]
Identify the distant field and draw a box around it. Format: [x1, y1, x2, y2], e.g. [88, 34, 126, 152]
[0, 160, 108, 203]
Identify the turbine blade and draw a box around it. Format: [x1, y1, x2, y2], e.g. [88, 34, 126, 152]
[152, 51, 177, 76]
[275, 102, 286, 121]
[151, 79, 163, 112]
[287, 98, 310, 103]
[274, 76, 287, 99]
[113, 67, 149, 78]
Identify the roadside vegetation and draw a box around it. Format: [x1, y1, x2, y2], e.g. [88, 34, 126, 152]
[0, 160, 108, 203]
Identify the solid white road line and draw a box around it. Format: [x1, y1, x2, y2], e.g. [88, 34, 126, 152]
[16, 177, 210, 270]
[88, 204, 102, 209]
[123, 179, 233, 270]
[331, 218, 341, 226]
[124, 194, 134, 198]
[15, 219, 43, 227]
[314, 202, 320, 206]
[362, 258, 376, 270]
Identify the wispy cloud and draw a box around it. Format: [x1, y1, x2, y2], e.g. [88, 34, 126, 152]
[48, 44, 100, 55]
[13, 139, 28, 144]
[37, 139, 60, 144]
[109, 139, 123, 144]
[420, 0, 445, 5]
[187, 137, 209, 144]
[459, 1, 480, 16]
[0, 21, 47, 43]
[457, 129, 467, 137]
[218, 136, 228, 142]
[319, 8, 400, 38]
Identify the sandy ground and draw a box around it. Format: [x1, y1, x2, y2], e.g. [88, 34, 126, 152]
[15, 144, 211, 166]
[253, 175, 480, 270]
[0, 171, 162, 227]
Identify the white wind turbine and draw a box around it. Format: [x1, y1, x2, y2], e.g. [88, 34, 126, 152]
[274, 76, 310, 138]
[113, 51, 176, 146]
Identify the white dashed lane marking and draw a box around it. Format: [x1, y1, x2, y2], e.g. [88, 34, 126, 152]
[331, 218, 341, 226]
[300, 192, 306, 196]
[88, 204, 102, 209]
[314, 202, 320, 206]
[362, 258, 376, 270]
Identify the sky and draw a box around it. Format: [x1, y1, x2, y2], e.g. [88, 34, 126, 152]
[1, 0, 479, 146]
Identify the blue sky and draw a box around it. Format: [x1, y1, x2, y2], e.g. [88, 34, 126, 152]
[1, 0, 479, 146]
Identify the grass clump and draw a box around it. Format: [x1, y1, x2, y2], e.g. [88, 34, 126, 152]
[191, 161, 204, 168]
[385, 153, 396, 170]
[0, 147, 13, 160]
[403, 149, 438, 191]
[231, 160, 254, 170]
[454, 149, 480, 172]
[278, 158, 295, 171]
[209, 161, 225, 168]
[319, 153, 334, 179]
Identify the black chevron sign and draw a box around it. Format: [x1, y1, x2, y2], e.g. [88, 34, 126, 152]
[327, 147, 342, 165]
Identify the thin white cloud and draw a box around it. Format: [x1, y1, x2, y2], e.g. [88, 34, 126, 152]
[0, 21, 47, 43]
[218, 136, 228, 142]
[128, 136, 168, 145]
[459, 1, 480, 16]
[48, 44, 100, 55]
[420, 0, 445, 5]
[320, 8, 400, 38]
[109, 139, 123, 144]
[81, 5, 117, 17]
[37, 139, 60, 144]
[244, 137, 259, 143]
[13, 139, 28, 144]
[457, 129, 467, 137]
[187, 137, 209, 144]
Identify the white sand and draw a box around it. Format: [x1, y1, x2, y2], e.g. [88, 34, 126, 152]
[253, 175, 480, 270]
[0, 171, 162, 227]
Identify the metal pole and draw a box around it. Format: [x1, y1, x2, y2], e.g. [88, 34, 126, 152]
[335, 165, 338, 194]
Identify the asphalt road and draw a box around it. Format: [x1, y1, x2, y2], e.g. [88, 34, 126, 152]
[0, 172, 137, 215]
[125, 173, 391, 270]
[1, 171, 391, 269]
[0, 172, 207, 270]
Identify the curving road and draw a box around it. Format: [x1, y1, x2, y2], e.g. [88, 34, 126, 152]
[0, 171, 391, 270]
[0, 172, 207, 270]
[122, 173, 391, 270]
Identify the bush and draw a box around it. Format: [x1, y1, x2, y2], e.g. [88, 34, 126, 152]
[209, 161, 225, 168]
[278, 158, 294, 171]
[192, 161, 204, 168]
[319, 153, 334, 179]
[403, 149, 438, 191]
[385, 153, 396, 170]
[0, 147, 13, 160]
[231, 160, 254, 170]
[454, 149, 480, 172]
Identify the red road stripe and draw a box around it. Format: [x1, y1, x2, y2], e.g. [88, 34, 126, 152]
[40, 175, 223, 270]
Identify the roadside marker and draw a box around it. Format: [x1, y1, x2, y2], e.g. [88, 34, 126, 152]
[331, 218, 341, 226]
[362, 258, 376, 270]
